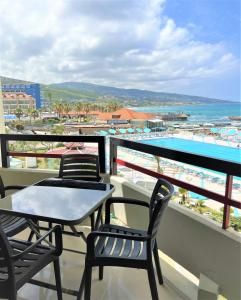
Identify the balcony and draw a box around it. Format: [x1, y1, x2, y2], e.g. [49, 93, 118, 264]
[0, 134, 240, 299]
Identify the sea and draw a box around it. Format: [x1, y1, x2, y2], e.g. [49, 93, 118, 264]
[134, 102, 240, 123]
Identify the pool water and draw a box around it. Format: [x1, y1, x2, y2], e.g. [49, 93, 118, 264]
[141, 137, 241, 164]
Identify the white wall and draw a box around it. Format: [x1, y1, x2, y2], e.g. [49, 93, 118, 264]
[1, 168, 240, 299]
[110, 176, 241, 300]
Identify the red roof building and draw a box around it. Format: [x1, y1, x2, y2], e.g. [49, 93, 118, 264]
[98, 108, 153, 122]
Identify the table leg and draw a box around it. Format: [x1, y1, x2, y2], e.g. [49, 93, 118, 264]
[94, 204, 103, 230]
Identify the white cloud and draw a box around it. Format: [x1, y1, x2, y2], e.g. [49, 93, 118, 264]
[0, 0, 239, 97]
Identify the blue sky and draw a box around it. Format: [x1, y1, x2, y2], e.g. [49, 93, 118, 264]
[163, 0, 240, 101]
[0, 0, 240, 101]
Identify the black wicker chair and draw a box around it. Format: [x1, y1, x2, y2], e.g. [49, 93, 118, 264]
[78, 178, 174, 300]
[0, 224, 63, 300]
[0, 176, 29, 237]
[59, 154, 103, 182]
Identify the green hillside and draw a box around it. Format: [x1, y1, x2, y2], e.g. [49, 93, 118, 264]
[1, 75, 230, 105]
[41, 85, 99, 102]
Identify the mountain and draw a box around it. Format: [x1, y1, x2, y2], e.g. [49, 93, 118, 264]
[50, 81, 228, 104]
[0, 76, 33, 85]
[0, 76, 100, 102]
[1, 76, 230, 104]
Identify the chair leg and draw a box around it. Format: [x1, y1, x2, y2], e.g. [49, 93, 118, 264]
[99, 266, 104, 280]
[84, 264, 92, 300]
[153, 242, 163, 284]
[90, 214, 95, 231]
[77, 270, 85, 300]
[9, 292, 17, 300]
[49, 222, 53, 243]
[147, 263, 159, 300]
[53, 259, 62, 300]
[27, 230, 35, 242]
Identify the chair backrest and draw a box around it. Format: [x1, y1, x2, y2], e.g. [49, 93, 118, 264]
[148, 179, 174, 239]
[0, 224, 14, 296]
[58, 154, 102, 182]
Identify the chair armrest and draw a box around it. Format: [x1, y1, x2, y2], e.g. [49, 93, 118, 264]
[11, 225, 62, 261]
[87, 231, 150, 258]
[105, 197, 149, 223]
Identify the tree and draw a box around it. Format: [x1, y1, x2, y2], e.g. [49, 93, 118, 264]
[26, 108, 39, 125]
[178, 187, 188, 203]
[82, 102, 91, 121]
[14, 108, 23, 120]
[75, 102, 83, 122]
[63, 102, 72, 118]
[31, 109, 39, 120]
[52, 101, 64, 118]
[154, 156, 163, 174]
[27, 108, 34, 125]
[106, 101, 122, 112]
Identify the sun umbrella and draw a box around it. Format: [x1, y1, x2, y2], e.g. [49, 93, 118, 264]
[220, 128, 227, 135]
[99, 130, 108, 136]
[227, 129, 237, 135]
[127, 128, 135, 133]
[143, 127, 151, 133]
[109, 129, 116, 135]
[210, 128, 218, 134]
[136, 128, 143, 133]
[119, 128, 126, 134]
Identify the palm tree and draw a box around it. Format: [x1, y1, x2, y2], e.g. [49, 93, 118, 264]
[75, 102, 83, 122]
[178, 187, 188, 203]
[14, 108, 23, 120]
[52, 101, 64, 118]
[63, 102, 72, 118]
[27, 108, 33, 125]
[31, 109, 39, 120]
[106, 101, 121, 112]
[154, 156, 163, 174]
[82, 102, 91, 121]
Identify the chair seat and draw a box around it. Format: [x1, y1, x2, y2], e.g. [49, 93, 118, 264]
[95, 224, 147, 261]
[0, 214, 28, 237]
[0, 239, 56, 290]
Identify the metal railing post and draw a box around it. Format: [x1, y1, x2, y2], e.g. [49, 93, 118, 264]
[98, 136, 106, 173]
[222, 175, 233, 229]
[0, 135, 10, 168]
[109, 138, 117, 175]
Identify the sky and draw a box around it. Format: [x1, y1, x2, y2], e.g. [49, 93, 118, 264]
[0, 0, 240, 101]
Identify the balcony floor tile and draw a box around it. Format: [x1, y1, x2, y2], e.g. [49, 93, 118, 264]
[15, 228, 185, 300]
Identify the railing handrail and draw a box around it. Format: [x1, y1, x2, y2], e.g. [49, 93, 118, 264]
[110, 137, 241, 177]
[0, 134, 101, 142]
[0, 134, 106, 173]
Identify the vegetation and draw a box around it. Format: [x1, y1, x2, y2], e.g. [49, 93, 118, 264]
[177, 193, 241, 232]
[178, 187, 188, 203]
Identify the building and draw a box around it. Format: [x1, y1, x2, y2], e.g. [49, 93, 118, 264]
[3, 92, 36, 114]
[98, 108, 153, 124]
[147, 118, 165, 131]
[2, 83, 41, 108]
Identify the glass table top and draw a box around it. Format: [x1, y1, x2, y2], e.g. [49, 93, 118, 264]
[0, 179, 114, 225]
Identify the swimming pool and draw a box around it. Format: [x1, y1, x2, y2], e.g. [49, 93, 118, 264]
[141, 137, 241, 164]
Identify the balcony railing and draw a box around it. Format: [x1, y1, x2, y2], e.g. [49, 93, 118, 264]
[0, 134, 106, 173]
[0, 134, 240, 230]
[109, 137, 241, 230]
